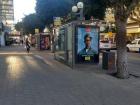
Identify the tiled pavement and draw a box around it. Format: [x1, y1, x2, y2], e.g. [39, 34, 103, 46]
[0, 45, 140, 105]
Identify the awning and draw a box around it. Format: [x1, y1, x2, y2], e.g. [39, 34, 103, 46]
[127, 28, 140, 34]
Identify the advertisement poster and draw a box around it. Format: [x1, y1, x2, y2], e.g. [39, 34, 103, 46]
[77, 26, 99, 63]
[40, 35, 50, 50]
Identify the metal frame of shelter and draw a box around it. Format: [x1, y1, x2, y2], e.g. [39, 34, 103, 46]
[54, 20, 100, 68]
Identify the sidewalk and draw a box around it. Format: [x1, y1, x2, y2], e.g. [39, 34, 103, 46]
[33, 49, 140, 79]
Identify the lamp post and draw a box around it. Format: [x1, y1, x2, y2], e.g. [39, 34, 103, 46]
[72, 2, 84, 20]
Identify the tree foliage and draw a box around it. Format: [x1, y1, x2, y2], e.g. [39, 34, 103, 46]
[35, 0, 107, 25]
[15, 14, 45, 34]
[15, 22, 23, 32]
[83, 0, 107, 20]
[22, 14, 45, 34]
[36, 0, 73, 25]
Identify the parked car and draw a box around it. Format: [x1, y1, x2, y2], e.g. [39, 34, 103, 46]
[100, 40, 116, 49]
[127, 38, 140, 52]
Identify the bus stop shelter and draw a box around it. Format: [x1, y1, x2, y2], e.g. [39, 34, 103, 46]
[54, 20, 100, 68]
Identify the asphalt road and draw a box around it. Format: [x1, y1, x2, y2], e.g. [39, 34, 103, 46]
[127, 52, 140, 76]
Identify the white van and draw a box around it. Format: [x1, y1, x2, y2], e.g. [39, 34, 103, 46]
[127, 38, 140, 52]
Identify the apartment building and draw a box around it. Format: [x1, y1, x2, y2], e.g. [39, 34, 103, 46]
[0, 0, 14, 46]
[0, 0, 14, 29]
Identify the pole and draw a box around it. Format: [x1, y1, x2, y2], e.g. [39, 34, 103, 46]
[80, 8, 83, 20]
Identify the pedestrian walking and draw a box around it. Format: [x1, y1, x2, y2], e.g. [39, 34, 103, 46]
[25, 38, 31, 53]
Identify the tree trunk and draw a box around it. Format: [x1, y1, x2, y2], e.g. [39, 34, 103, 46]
[115, 19, 129, 79]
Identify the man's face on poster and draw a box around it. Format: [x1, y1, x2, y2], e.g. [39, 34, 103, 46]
[85, 35, 92, 48]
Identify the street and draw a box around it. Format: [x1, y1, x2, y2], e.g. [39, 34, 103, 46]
[0, 45, 140, 105]
[127, 52, 140, 76]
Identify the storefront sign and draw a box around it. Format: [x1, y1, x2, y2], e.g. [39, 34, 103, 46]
[54, 17, 62, 26]
[35, 29, 39, 34]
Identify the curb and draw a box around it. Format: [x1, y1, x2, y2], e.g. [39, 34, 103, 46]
[34, 55, 48, 65]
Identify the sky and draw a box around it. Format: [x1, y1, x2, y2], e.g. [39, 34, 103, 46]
[14, 0, 36, 23]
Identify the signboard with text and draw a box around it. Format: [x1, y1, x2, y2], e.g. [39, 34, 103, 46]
[53, 17, 62, 26]
[35, 29, 39, 34]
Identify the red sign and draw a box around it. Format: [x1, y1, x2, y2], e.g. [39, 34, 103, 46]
[86, 27, 91, 32]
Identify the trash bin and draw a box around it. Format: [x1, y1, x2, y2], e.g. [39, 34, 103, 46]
[102, 51, 116, 73]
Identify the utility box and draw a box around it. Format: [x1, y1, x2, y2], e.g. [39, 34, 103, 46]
[102, 51, 116, 73]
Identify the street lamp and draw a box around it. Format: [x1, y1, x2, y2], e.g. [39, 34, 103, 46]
[77, 2, 84, 9]
[72, 2, 84, 20]
[72, 6, 78, 13]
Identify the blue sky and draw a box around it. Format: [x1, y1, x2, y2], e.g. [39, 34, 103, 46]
[14, 0, 36, 23]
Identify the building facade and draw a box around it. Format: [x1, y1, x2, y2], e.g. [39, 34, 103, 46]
[0, 0, 14, 29]
[104, 6, 140, 42]
[0, 0, 14, 46]
[127, 6, 140, 41]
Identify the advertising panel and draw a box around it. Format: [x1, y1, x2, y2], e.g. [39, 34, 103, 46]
[40, 35, 50, 50]
[76, 26, 99, 63]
